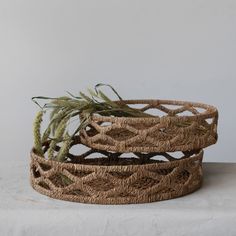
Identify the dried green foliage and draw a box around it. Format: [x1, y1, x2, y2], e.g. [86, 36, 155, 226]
[33, 83, 147, 161]
[42, 127, 51, 144]
[56, 133, 72, 162]
[47, 116, 69, 160]
[33, 111, 44, 156]
[59, 174, 74, 186]
[32, 83, 207, 162]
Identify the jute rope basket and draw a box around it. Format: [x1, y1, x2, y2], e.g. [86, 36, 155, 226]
[80, 99, 218, 153]
[30, 138, 203, 204]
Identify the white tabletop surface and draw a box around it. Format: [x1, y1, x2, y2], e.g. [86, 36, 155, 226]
[0, 161, 236, 236]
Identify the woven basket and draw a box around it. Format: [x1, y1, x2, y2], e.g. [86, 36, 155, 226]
[80, 99, 218, 153]
[30, 138, 203, 204]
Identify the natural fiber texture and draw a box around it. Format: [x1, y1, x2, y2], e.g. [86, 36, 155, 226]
[30, 138, 203, 204]
[80, 99, 218, 153]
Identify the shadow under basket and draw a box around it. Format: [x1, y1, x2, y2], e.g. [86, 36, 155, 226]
[30, 141, 204, 204]
[80, 99, 218, 153]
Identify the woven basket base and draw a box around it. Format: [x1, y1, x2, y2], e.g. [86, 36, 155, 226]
[30, 148, 203, 204]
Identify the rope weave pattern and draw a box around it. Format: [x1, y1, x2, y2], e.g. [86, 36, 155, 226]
[30, 140, 203, 204]
[80, 100, 218, 152]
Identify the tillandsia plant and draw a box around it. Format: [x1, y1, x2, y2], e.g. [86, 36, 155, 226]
[32, 84, 155, 162]
[32, 84, 207, 162]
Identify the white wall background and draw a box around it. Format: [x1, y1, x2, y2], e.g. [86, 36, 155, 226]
[0, 0, 235, 162]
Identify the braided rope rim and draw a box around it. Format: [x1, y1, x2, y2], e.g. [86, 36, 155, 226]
[30, 147, 203, 204]
[80, 99, 218, 153]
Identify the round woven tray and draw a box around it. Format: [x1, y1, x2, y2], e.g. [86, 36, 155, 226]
[80, 99, 218, 153]
[30, 139, 204, 204]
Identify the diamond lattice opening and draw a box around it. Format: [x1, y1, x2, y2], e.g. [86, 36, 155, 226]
[86, 178, 114, 192]
[39, 163, 51, 171]
[106, 128, 136, 141]
[174, 170, 190, 184]
[32, 166, 41, 178]
[38, 181, 50, 190]
[49, 173, 73, 187]
[131, 177, 159, 190]
[144, 108, 169, 117]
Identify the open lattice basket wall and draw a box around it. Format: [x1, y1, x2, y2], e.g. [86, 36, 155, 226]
[80, 100, 218, 153]
[30, 99, 218, 204]
[30, 138, 204, 204]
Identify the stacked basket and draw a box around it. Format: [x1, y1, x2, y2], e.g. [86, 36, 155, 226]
[30, 99, 218, 204]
